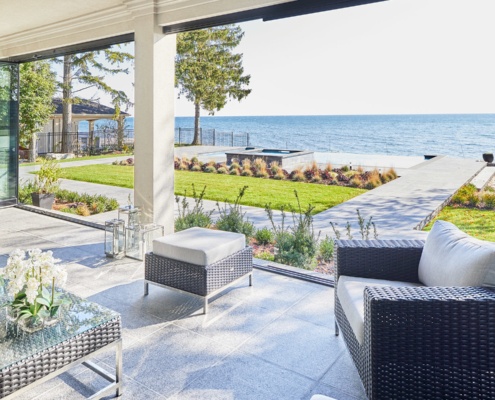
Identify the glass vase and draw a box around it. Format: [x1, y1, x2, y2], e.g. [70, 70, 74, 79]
[5, 306, 60, 333]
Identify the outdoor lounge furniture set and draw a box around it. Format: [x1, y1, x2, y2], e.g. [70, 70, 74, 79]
[335, 220, 495, 399]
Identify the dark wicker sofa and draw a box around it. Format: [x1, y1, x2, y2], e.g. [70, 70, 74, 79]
[334, 239, 495, 400]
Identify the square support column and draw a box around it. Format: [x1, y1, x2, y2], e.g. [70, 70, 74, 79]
[134, 15, 176, 234]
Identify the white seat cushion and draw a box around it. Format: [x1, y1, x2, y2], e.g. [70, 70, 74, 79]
[419, 220, 495, 287]
[153, 227, 245, 266]
[337, 275, 421, 345]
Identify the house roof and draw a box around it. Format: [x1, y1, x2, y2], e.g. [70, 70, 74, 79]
[52, 98, 128, 117]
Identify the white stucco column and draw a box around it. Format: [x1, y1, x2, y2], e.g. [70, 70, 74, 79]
[134, 15, 176, 233]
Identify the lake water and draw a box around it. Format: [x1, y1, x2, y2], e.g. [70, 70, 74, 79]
[79, 114, 495, 159]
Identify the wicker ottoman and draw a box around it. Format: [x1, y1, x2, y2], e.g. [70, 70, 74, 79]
[144, 227, 253, 313]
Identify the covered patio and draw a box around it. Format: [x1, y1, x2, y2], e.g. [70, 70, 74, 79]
[0, 1, 382, 399]
[0, 207, 364, 399]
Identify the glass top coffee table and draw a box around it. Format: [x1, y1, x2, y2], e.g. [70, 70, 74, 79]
[0, 291, 122, 399]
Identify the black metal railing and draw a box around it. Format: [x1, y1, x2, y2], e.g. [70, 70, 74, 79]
[175, 128, 250, 147]
[37, 127, 250, 155]
[37, 130, 134, 155]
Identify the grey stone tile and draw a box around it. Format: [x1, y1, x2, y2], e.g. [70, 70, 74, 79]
[33, 369, 163, 400]
[0, 231, 60, 255]
[243, 315, 346, 380]
[319, 352, 366, 399]
[104, 280, 207, 321]
[174, 351, 316, 400]
[285, 285, 336, 329]
[175, 295, 283, 348]
[87, 292, 172, 340]
[218, 270, 318, 313]
[102, 324, 234, 397]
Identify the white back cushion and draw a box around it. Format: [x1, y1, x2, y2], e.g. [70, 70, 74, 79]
[418, 220, 495, 287]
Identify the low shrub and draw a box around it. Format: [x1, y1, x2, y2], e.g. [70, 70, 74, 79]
[482, 191, 495, 208]
[217, 167, 228, 174]
[175, 184, 214, 232]
[241, 169, 253, 177]
[215, 186, 255, 241]
[318, 236, 334, 262]
[18, 182, 119, 215]
[229, 168, 240, 176]
[255, 250, 275, 262]
[273, 170, 285, 180]
[266, 190, 319, 270]
[451, 184, 477, 205]
[204, 165, 217, 173]
[191, 164, 202, 172]
[255, 227, 274, 245]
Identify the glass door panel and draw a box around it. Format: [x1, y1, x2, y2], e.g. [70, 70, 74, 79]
[0, 62, 19, 207]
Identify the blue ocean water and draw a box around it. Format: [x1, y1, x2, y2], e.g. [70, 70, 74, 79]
[80, 114, 495, 159]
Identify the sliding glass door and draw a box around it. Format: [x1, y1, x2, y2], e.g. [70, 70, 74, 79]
[0, 62, 19, 207]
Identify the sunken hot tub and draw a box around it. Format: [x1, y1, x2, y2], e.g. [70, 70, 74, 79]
[225, 147, 314, 169]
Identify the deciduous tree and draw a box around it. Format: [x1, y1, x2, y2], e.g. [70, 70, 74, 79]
[176, 25, 251, 145]
[19, 61, 57, 161]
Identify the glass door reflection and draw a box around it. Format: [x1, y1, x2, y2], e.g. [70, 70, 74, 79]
[0, 62, 19, 207]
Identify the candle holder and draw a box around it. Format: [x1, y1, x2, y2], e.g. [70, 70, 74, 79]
[125, 223, 164, 261]
[104, 219, 126, 259]
[118, 206, 141, 228]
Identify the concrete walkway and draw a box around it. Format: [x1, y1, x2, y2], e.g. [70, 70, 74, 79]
[314, 156, 485, 239]
[19, 152, 487, 238]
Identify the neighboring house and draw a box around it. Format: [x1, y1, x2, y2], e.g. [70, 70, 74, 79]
[42, 98, 128, 135]
[39, 98, 130, 154]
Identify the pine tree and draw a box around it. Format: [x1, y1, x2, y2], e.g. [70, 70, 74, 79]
[58, 46, 133, 152]
[176, 25, 251, 145]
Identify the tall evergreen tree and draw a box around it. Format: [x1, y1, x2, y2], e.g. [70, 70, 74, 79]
[59, 46, 133, 152]
[19, 61, 57, 161]
[176, 25, 251, 145]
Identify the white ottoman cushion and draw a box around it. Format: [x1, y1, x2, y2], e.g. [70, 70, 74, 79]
[153, 227, 246, 266]
[419, 220, 495, 287]
[337, 275, 421, 345]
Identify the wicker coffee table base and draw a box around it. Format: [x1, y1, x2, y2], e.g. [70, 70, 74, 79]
[3, 339, 122, 399]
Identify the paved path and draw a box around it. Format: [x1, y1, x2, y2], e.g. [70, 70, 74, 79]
[314, 156, 485, 239]
[19, 152, 487, 238]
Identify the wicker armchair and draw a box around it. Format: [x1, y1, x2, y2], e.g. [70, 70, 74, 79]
[334, 239, 495, 400]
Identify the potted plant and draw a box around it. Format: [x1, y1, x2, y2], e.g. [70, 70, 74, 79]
[0, 248, 69, 332]
[483, 153, 494, 163]
[31, 159, 61, 209]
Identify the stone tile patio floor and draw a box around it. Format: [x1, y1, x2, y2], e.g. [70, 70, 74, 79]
[0, 208, 364, 400]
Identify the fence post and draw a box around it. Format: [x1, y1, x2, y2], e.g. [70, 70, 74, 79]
[179, 128, 181, 145]
[213, 129, 215, 146]
[231, 132, 234, 146]
[247, 133, 250, 146]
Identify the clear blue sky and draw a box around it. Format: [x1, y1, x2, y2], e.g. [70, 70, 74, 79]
[87, 0, 495, 117]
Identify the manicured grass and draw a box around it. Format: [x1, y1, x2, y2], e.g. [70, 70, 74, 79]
[424, 206, 495, 241]
[58, 165, 366, 214]
[20, 154, 131, 167]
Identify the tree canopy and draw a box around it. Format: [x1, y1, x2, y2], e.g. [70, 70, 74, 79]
[176, 25, 251, 145]
[19, 61, 57, 161]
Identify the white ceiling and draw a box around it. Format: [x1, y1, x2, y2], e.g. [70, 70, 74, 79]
[0, 0, 293, 58]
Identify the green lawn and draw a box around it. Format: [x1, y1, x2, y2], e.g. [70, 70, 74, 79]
[424, 206, 495, 241]
[20, 154, 131, 167]
[58, 165, 366, 214]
